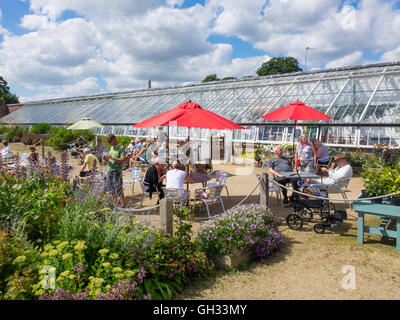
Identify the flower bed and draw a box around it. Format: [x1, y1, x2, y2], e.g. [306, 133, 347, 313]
[0, 169, 213, 300]
[196, 204, 284, 262]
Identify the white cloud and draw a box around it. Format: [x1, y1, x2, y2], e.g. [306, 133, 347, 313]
[325, 51, 363, 68]
[1, 0, 400, 102]
[19, 77, 104, 102]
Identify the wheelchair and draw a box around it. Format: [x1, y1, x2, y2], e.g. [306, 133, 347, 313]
[285, 181, 346, 234]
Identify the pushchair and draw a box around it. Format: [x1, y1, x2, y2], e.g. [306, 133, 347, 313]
[286, 179, 347, 233]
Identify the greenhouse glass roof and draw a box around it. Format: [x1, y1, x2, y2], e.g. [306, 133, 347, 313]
[3, 61, 400, 127]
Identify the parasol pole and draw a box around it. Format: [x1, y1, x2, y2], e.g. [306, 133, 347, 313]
[292, 120, 297, 153]
[167, 124, 170, 167]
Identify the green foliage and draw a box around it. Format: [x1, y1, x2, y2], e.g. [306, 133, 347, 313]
[57, 196, 158, 265]
[0, 76, 19, 105]
[46, 127, 95, 150]
[202, 74, 219, 83]
[201, 74, 236, 83]
[30, 123, 52, 134]
[362, 165, 400, 199]
[372, 144, 400, 168]
[5, 125, 29, 142]
[0, 229, 41, 300]
[0, 174, 72, 243]
[256, 57, 302, 76]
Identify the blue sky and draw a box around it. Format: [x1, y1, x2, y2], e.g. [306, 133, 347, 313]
[1, 0, 400, 102]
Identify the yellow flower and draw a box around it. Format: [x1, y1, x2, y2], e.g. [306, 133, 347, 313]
[92, 278, 105, 287]
[52, 240, 61, 245]
[114, 273, 125, 279]
[60, 270, 70, 277]
[102, 262, 111, 268]
[13, 255, 26, 265]
[109, 253, 119, 260]
[125, 270, 135, 278]
[98, 248, 109, 256]
[36, 289, 45, 296]
[56, 241, 69, 252]
[69, 275, 75, 280]
[48, 249, 58, 257]
[40, 252, 49, 257]
[62, 253, 73, 260]
[74, 241, 87, 252]
[44, 244, 54, 252]
[112, 267, 123, 273]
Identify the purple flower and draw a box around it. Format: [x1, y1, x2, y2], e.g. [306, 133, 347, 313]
[212, 235, 217, 239]
[251, 224, 256, 230]
[226, 236, 232, 241]
[235, 230, 240, 234]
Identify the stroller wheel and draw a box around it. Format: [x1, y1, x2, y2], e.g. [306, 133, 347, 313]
[286, 213, 303, 230]
[313, 223, 326, 234]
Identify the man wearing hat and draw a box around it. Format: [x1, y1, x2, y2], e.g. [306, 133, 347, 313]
[267, 145, 298, 204]
[319, 154, 353, 188]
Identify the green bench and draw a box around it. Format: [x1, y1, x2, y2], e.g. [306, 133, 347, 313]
[353, 196, 400, 251]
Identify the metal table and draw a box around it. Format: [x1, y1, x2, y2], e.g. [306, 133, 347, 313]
[278, 171, 320, 180]
[353, 196, 400, 251]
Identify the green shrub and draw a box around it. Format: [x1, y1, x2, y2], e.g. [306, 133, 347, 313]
[0, 173, 72, 243]
[0, 229, 41, 300]
[30, 123, 52, 134]
[47, 127, 95, 150]
[5, 125, 29, 142]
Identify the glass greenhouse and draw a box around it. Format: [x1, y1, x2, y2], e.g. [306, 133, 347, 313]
[2, 62, 400, 155]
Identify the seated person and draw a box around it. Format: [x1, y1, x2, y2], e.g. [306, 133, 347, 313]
[134, 139, 142, 151]
[27, 145, 39, 166]
[267, 145, 300, 204]
[143, 157, 167, 201]
[1, 140, 11, 159]
[125, 139, 136, 156]
[71, 137, 84, 157]
[129, 142, 149, 168]
[79, 148, 99, 177]
[314, 154, 353, 189]
[165, 160, 195, 195]
[311, 138, 330, 167]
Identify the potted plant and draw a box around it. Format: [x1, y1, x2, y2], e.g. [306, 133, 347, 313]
[360, 167, 386, 204]
[388, 165, 400, 206]
[196, 204, 283, 271]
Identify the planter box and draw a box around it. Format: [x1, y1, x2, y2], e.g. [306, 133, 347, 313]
[208, 251, 257, 271]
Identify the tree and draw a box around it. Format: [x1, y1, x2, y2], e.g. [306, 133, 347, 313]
[0, 76, 19, 105]
[201, 74, 237, 83]
[256, 57, 302, 76]
[201, 74, 219, 83]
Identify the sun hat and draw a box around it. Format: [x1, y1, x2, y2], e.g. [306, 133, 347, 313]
[332, 154, 346, 162]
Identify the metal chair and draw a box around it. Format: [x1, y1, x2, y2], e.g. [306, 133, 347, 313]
[206, 170, 230, 199]
[123, 167, 142, 195]
[138, 178, 161, 205]
[312, 178, 352, 209]
[256, 174, 282, 206]
[162, 187, 190, 209]
[194, 185, 225, 218]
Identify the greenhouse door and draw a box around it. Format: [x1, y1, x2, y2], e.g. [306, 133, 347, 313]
[211, 136, 225, 161]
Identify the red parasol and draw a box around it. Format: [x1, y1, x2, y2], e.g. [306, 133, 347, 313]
[132, 101, 244, 167]
[132, 101, 244, 130]
[261, 100, 332, 149]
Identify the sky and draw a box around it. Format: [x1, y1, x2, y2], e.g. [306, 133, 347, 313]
[0, 0, 400, 103]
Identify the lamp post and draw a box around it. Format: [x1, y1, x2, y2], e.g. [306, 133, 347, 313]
[304, 47, 316, 71]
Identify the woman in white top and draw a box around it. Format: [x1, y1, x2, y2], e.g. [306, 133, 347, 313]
[165, 160, 194, 192]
